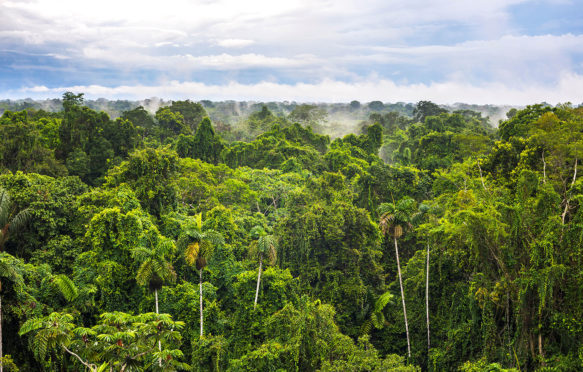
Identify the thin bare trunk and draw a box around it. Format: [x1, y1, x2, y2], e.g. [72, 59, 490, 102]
[572, 158, 578, 187]
[199, 269, 204, 337]
[560, 158, 578, 225]
[394, 236, 411, 359]
[256, 201, 262, 214]
[542, 153, 546, 184]
[426, 243, 430, 353]
[155, 289, 161, 367]
[155, 289, 159, 314]
[254, 253, 263, 310]
[562, 200, 569, 225]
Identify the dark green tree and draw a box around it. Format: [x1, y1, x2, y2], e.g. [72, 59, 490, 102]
[192, 118, 224, 165]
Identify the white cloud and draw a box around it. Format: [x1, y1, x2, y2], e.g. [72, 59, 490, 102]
[1, 0, 581, 101]
[216, 39, 255, 48]
[14, 73, 583, 105]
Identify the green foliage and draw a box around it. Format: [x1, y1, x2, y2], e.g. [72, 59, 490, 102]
[193, 118, 224, 165]
[19, 311, 188, 371]
[1, 98, 583, 372]
[167, 100, 207, 134]
[106, 147, 179, 217]
[413, 101, 448, 123]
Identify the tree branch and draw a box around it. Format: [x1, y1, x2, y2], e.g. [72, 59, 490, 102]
[61, 344, 97, 372]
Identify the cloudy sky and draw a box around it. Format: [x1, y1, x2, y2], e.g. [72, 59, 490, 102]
[1, 0, 582, 103]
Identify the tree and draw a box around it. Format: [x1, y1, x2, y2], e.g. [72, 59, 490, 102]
[378, 197, 418, 359]
[155, 107, 188, 141]
[0, 187, 31, 252]
[19, 311, 187, 371]
[248, 226, 277, 310]
[413, 101, 447, 123]
[132, 235, 177, 365]
[192, 117, 224, 164]
[133, 236, 176, 315]
[288, 104, 328, 128]
[61, 92, 84, 112]
[0, 253, 23, 372]
[177, 214, 224, 337]
[361, 291, 395, 335]
[167, 100, 207, 134]
[368, 101, 385, 111]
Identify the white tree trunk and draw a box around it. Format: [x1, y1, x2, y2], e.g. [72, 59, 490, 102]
[155, 289, 161, 367]
[395, 236, 411, 359]
[155, 288, 159, 314]
[572, 158, 578, 187]
[254, 253, 263, 310]
[426, 243, 431, 352]
[200, 269, 204, 337]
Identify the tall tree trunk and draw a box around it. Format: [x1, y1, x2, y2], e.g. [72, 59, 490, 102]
[199, 269, 204, 337]
[572, 158, 578, 187]
[426, 243, 430, 353]
[155, 288, 159, 314]
[254, 253, 263, 310]
[155, 289, 161, 367]
[542, 152, 546, 184]
[561, 158, 578, 225]
[394, 236, 411, 359]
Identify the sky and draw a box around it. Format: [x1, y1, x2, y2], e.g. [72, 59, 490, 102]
[0, 0, 582, 104]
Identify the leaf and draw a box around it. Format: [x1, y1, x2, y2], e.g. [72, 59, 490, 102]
[54, 274, 79, 302]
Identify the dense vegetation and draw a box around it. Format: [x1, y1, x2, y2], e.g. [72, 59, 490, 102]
[0, 94, 581, 371]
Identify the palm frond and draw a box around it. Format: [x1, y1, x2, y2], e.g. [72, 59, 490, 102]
[131, 246, 153, 262]
[136, 260, 154, 287]
[371, 311, 386, 329]
[194, 213, 203, 230]
[185, 242, 200, 266]
[258, 235, 278, 264]
[203, 229, 224, 247]
[19, 317, 46, 336]
[374, 291, 395, 313]
[378, 202, 396, 217]
[0, 188, 11, 226]
[248, 240, 258, 259]
[360, 319, 373, 335]
[54, 274, 79, 302]
[157, 237, 176, 256]
[7, 208, 32, 235]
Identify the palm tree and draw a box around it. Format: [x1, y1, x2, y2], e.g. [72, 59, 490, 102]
[360, 291, 395, 336]
[177, 214, 223, 337]
[378, 197, 417, 359]
[248, 226, 277, 310]
[132, 236, 176, 366]
[0, 187, 31, 252]
[132, 237, 177, 314]
[0, 253, 24, 372]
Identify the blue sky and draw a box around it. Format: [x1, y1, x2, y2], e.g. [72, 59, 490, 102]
[0, 0, 581, 104]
